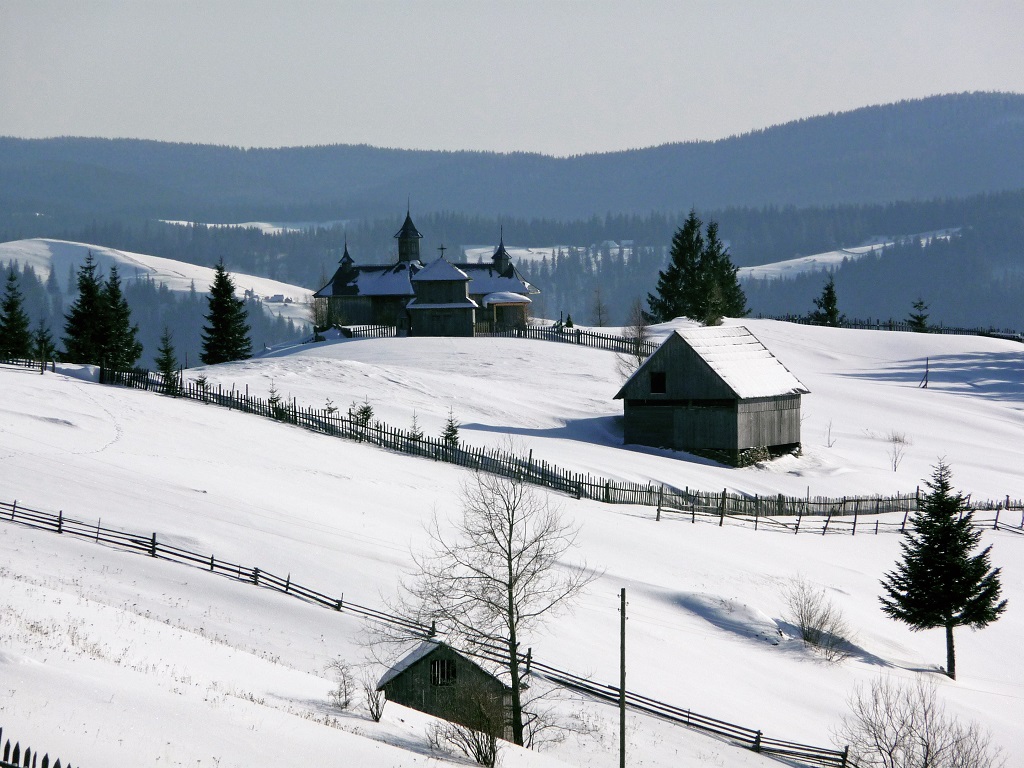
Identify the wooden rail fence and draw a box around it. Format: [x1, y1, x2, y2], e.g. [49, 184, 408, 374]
[1, 497, 855, 768]
[760, 314, 1024, 343]
[93, 364, 1023, 527]
[1, 725, 75, 768]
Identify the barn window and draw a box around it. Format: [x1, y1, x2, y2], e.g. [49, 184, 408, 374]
[649, 371, 667, 394]
[431, 659, 457, 686]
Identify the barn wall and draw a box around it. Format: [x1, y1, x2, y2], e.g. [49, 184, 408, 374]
[382, 646, 509, 738]
[736, 395, 802, 448]
[618, 335, 734, 401]
[623, 400, 738, 451]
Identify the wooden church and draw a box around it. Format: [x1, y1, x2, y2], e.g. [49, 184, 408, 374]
[615, 326, 809, 462]
[314, 212, 539, 336]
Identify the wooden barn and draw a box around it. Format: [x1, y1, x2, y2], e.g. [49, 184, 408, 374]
[377, 641, 512, 739]
[614, 326, 809, 462]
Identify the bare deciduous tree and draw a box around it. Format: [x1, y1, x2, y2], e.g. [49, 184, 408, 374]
[615, 297, 651, 382]
[887, 431, 911, 472]
[406, 472, 596, 746]
[782, 576, 852, 663]
[360, 670, 386, 722]
[834, 677, 1004, 768]
[326, 657, 355, 710]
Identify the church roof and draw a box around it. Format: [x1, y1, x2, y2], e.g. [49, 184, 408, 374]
[394, 212, 423, 240]
[412, 257, 470, 282]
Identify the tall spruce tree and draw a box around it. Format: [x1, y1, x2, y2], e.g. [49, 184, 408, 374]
[700, 220, 748, 325]
[201, 261, 251, 365]
[647, 210, 703, 323]
[809, 274, 844, 327]
[0, 269, 33, 359]
[100, 265, 143, 369]
[63, 251, 106, 363]
[647, 210, 747, 325]
[880, 461, 1007, 679]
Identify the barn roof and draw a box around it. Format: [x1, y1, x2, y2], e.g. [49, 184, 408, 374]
[376, 640, 512, 691]
[616, 326, 808, 400]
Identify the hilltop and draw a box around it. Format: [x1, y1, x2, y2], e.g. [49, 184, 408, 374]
[1, 321, 1021, 766]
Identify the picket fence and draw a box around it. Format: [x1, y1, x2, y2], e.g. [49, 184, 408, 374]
[0, 498, 855, 768]
[0, 725, 74, 768]
[96, 365, 1023, 525]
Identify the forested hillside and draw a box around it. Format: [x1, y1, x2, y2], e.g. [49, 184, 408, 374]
[3, 93, 1024, 224]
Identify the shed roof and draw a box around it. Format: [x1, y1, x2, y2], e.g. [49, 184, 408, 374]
[376, 640, 511, 691]
[616, 326, 808, 400]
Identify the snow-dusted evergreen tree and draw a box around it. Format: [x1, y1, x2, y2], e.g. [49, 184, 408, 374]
[200, 261, 251, 365]
[441, 407, 460, 448]
[154, 327, 180, 395]
[63, 251, 106, 363]
[0, 269, 33, 359]
[907, 298, 930, 332]
[809, 274, 844, 327]
[880, 461, 1007, 679]
[100, 265, 143, 369]
[32, 319, 56, 366]
[408, 410, 424, 441]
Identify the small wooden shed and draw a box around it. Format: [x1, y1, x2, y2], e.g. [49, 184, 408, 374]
[377, 641, 512, 738]
[614, 326, 809, 462]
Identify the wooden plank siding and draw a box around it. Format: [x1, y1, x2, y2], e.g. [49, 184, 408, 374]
[736, 395, 802, 449]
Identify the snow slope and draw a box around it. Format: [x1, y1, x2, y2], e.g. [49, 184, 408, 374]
[1, 320, 1022, 767]
[0, 238, 314, 326]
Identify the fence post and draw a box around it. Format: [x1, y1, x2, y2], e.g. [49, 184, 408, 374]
[10, 500, 15, 520]
[752, 730, 761, 752]
[57, 510, 63, 534]
[852, 508, 857, 536]
[150, 532, 157, 557]
[993, 508, 1000, 530]
[841, 745, 849, 767]
[252, 567, 260, 586]
[210, 554, 215, 572]
[656, 487, 663, 522]
[336, 594, 344, 611]
[285, 573, 291, 593]
[719, 489, 726, 526]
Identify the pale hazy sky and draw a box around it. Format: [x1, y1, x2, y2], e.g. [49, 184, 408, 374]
[2, 1, 1022, 156]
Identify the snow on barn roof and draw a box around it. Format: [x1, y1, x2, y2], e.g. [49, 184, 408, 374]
[376, 640, 439, 690]
[675, 326, 809, 399]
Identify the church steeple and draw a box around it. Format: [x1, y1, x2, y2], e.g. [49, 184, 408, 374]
[394, 208, 423, 263]
[492, 227, 511, 274]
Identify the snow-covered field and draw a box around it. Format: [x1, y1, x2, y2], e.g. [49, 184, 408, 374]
[1, 320, 1021, 767]
[0, 238, 314, 326]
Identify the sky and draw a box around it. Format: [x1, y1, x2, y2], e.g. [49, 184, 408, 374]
[1, 1, 1023, 156]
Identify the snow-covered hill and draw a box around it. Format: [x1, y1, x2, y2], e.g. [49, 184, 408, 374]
[0, 238, 313, 326]
[1, 321, 1021, 767]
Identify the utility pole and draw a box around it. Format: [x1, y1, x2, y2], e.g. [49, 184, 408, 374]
[620, 587, 627, 768]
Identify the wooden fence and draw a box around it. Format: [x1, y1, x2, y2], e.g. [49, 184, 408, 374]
[94, 366, 1023, 524]
[0, 498, 855, 768]
[478, 324, 660, 357]
[761, 314, 1024, 342]
[1, 725, 75, 768]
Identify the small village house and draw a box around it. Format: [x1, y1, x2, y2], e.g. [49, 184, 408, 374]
[615, 326, 808, 462]
[377, 641, 512, 739]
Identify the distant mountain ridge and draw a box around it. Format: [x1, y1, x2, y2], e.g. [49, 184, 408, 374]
[3, 92, 1024, 223]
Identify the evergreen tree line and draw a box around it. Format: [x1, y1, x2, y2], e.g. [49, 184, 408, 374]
[0, 259, 299, 368]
